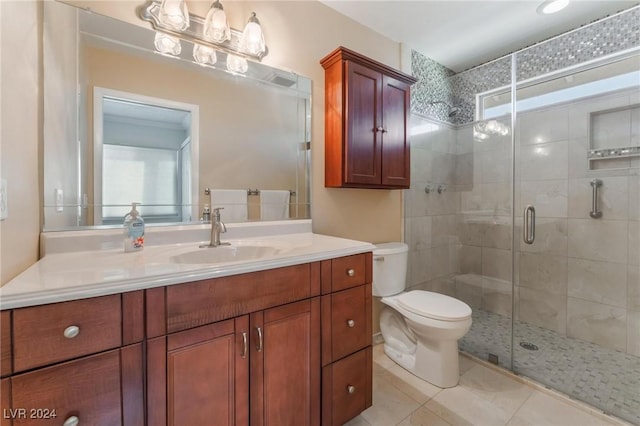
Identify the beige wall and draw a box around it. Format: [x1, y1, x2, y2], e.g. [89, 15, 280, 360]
[1, 0, 404, 286]
[0, 1, 41, 285]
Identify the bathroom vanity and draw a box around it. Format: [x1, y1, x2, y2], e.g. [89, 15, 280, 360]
[0, 223, 374, 426]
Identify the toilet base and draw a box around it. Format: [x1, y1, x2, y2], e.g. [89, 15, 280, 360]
[383, 339, 460, 388]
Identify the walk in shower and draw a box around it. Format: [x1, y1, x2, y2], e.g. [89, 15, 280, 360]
[405, 7, 639, 424]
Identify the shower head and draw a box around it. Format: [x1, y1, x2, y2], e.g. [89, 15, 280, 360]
[447, 106, 461, 118]
[428, 100, 461, 118]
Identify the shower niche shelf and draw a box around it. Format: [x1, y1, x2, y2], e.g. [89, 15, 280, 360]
[588, 103, 640, 170]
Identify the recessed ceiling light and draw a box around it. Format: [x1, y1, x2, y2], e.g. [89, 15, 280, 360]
[537, 0, 570, 15]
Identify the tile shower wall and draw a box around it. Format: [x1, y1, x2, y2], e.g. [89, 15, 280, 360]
[514, 89, 640, 356]
[455, 120, 513, 318]
[410, 51, 456, 123]
[404, 115, 460, 295]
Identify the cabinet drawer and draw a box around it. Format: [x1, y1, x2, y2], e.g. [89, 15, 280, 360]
[166, 263, 314, 333]
[11, 350, 122, 426]
[13, 295, 121, 372]
[330, 286, 371, 362]
[322, 347, 372, 426]
[329, 254, 367, 292]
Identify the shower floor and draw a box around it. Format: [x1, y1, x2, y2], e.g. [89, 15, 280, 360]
[460, 308, 640, 425]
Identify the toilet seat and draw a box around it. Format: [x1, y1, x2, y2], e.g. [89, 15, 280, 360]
[395, 290, 471, 322]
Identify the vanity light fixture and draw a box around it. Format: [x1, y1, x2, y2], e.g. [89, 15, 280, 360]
[226, 54, 248, 74]
[154, 32, 182, 56]
[193, 44, 217, 66]
[239, 12, 266, 57]
[204, 0, 230, 43]
[537, 0, 570, 15]
[140, 0, 269, 65]
[158, 0, 189, 30]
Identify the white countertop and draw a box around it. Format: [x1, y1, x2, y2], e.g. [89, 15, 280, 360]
[1, 222, 375, 310]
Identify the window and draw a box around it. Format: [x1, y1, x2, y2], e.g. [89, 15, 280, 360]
[102, 144, 180, 223]
[478, 53, 639, 120]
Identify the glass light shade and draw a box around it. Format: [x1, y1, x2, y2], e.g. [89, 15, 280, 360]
[158, 0, 190, 30]
[154, 32, 182, 56]
[204, 0, 230, 43]
[226, 54, 248, 74]
[193, 44, 217, 66]
[239, 12, 265, 56]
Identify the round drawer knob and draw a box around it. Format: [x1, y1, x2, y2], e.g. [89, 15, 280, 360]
[346, 268, 355, 277]
[63, 416, 79, 426]
[347, 385, 356, 394]
[63, 325, 80, 339]
[347, 319, 355, 328]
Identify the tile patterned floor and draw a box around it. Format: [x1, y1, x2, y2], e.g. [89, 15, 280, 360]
[346, 344, 631, 426]
[459, 309, 640, 425]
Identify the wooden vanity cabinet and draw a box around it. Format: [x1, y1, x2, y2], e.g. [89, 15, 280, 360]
[146, 264, 321, 426]
[320, 253, 373, 426]
[0, 252, 372, 426]
[1, 310, 11, 378]
[0, 291, 145, 426]
[321, 46, 417, 189]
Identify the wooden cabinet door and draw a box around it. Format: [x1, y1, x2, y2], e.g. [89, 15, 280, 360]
[149, 318, 249, 426]
[345, 61, 383, 186]
[250, 299, 320, 426]
[381, 75, 411, 188]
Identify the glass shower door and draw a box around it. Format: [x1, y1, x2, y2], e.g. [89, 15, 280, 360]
[512, 52, 640, 424]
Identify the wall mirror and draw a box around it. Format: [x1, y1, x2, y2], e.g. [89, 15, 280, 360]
[43, 1, 311, 230]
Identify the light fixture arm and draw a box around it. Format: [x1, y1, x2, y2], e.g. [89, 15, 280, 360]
[139, 1, 268, 61]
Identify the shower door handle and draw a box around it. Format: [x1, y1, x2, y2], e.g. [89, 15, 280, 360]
[523, 205, 535, 245]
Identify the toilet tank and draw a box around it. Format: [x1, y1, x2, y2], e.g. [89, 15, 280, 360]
[372, 242, 408, 297]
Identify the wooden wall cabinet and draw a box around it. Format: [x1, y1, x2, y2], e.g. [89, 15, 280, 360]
[321, 46, 417, 189]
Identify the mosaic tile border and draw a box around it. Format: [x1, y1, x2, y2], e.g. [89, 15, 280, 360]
[411, 6, 640, 125]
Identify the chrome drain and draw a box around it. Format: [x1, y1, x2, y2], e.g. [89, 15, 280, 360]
[519, 341, 539, 351]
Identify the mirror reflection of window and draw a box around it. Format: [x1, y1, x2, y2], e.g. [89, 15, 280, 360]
[96, 93, 196, 225]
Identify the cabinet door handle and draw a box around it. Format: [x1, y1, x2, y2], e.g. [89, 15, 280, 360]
[63, 416, 79, 426]
[347, 319, 355, 328]
[241, 332, 248, 358]
[347, 385, 356, 394]
[255, 327, 263, 352]
[376, 126, 384, 133]
[63, 325, 80, 339]
[346, 268, 355, 277]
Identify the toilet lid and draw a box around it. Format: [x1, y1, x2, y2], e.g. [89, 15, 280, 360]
[396, 290, 471, 321]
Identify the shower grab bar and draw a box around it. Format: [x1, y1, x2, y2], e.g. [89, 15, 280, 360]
[590, 179, 603, 219]
[523, 205, 535, 245]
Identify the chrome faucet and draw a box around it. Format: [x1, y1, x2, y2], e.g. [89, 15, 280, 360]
[200, 207, 230, 248]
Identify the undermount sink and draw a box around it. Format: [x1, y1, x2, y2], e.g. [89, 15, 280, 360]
[170, 244, 282, 265]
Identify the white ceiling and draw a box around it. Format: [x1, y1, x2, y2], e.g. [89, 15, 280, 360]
[320, 1, 639, 72]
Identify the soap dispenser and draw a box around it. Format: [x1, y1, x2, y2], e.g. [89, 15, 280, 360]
[123, 202, 145, 252]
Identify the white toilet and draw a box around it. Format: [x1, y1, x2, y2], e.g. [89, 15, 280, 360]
[373, 242, 472, 388]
